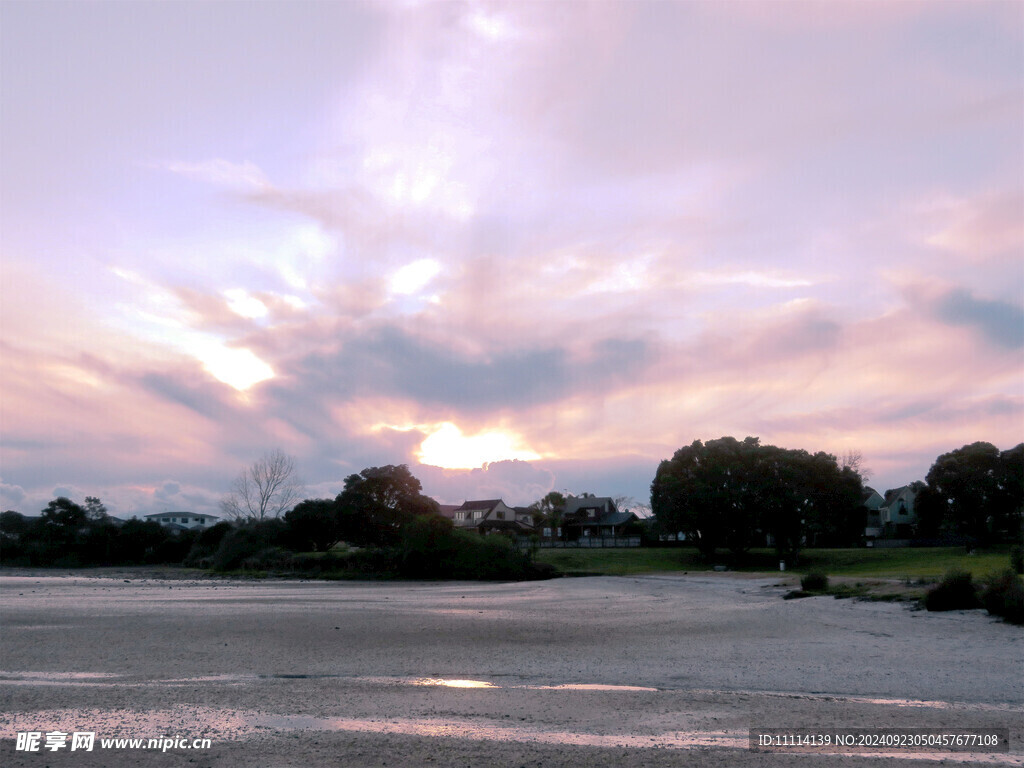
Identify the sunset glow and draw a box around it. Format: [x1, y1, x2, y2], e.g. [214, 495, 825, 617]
[417, 423, 541, 470]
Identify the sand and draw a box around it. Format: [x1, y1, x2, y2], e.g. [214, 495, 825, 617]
[1, 571, 1021, 766]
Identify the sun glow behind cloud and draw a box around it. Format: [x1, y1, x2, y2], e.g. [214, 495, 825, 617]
[194, 341, 275, 391]
[389, 259, 442, 296]
[417, 422, 541, 469]
[111, 268, 274, 391]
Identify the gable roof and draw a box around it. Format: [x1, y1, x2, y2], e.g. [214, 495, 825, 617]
[455, 499, 503, 511]
[564, 496, 618, 517]
[575, 510, 637, 528]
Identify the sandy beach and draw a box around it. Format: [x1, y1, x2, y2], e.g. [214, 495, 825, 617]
[1, 572, 1020, 766]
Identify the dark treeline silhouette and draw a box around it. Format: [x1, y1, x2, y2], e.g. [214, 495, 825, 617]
[651, 436, 865, 564]
[0, 466, 549, 580]
[4, 442, 1019, 575]
[651, 437, 1023, 564]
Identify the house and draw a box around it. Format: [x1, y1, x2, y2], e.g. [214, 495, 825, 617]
[145, 512, 219, 531]
[862, 487, 885, 539]
[562, 496, 638, 539]
[877, 484, 920, 538]
[451, 499, 533, 535]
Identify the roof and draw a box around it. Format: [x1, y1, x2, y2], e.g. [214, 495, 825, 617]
[455, 499, 503, 511]
[575, 511, 637, 528]
[564, 496, 618, 517]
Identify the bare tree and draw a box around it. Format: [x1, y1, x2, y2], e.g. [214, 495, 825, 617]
[839, 449, 872, 482]
[221, 449, 303, 521]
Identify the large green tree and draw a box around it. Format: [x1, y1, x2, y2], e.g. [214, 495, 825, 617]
[336, 465, 440, 547]
[917, 442, 1023, 544]
[284, 498, 341, 552]
[651, 437, 864, 560]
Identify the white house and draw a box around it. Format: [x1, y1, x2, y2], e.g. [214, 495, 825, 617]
[145, 512, 219, 531]
[878, 485, 919, 533]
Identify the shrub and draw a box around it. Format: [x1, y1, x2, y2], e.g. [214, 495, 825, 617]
[211, 520, 287, 571]
[185, 521, 234, 565]
[924, 569, 980, 611]
[801, 572, 829, 592]
[1011, 545, 1024, 575]
[239, 546, 294, 571]
[981, 570, 1024, 625]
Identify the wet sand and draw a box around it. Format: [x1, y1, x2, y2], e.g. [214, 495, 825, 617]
[1, 573, 1021, 766]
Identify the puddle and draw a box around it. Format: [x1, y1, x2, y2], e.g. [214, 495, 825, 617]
[412, 678, 497, 688]
[0, 671, 122, 686]
[532, 683, 659, 692]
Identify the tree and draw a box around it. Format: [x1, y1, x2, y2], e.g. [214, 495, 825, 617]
[284, 498, 341, 552]
[838, 449, 871, 483]
[529, 491, 566, 534]
[83, 496, 108, 520]
[221, 449, 303, 521]
[917, 442, 1024, 545]
[335, 465, 439, 547]
[651, 437, 864, 561]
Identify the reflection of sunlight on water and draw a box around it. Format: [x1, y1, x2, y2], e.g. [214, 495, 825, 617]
[534, 683, 658, 692]
[413, 678, 496, 688]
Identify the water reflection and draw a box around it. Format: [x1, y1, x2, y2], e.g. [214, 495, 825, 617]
[412, 678, 497, 688]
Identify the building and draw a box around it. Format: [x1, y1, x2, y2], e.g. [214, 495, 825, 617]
[562, 496, 638, 539]
[451, 499, 533, 535]
[878, 484, 920, 537]
[863, 487, 885, 539]
[145, 512, 219, 531]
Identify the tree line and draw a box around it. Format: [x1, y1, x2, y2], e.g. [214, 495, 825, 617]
[0, 465, 547, 580]
[3, 439, 1019, 573]
[651, 437, 1022, 563]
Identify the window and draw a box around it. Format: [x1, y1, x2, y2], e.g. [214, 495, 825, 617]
[474, 510, 485, 520]
[456, 512, 466, 521]
[197, 518, 205, 524]
[496, 511, 505, 520]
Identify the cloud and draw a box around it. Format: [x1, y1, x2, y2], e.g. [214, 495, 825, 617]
[164, 159, 271, 191]
[919, 191, 1024, 262]
[933, 289, 1024, 349]
[282, 324, 651, 414]
[0, 481, 27, 508]
[417, 460, 555, 507]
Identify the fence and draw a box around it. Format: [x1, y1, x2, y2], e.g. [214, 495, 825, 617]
[518, 535, 642, 549]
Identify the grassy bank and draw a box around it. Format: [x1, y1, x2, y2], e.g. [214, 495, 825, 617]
[535, 546, 1012, 580]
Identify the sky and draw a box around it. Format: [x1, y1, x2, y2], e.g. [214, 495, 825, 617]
[1, 0, 1022, 519]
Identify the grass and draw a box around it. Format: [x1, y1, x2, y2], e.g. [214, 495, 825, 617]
[534, 546, 1012, 581]
[534, 547, 711, 576]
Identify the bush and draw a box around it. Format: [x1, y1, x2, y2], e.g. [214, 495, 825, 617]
[801, 572, 829, 592]
[211, 520, 287, 571]
[239, 546, 294, 571]
[1011, 545, 1024, 575]
[924, 569, 980, 611]
[185, 521, 234, 565]
[981, 570, 1024, 625]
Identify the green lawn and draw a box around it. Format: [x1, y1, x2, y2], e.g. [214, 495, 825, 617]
[535, 546, 1014, 580]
